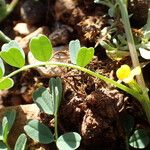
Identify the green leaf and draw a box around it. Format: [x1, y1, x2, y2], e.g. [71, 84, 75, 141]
[56, 132, 81, 150]
[32, 87, 54, 115]
[129, 129, 150, 149]
[0, 141, 7, 150]
[69, 40, 81, 64]
[49, 77, 62, 114]
[24, 120, 54, 144]
[29, 34, 53, 62]
[5, 110, 16, 134]
[0, 77, 14, 90]
[1, 40, 25, 68]
[14, 134, 27, 150]
[0, 58, 5, 78]
[2, 117, 8, 143]
[100, 41, 117, 51]
[76, 47, 94, 67]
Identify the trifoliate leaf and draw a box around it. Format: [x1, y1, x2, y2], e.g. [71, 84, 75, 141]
[0, 77, 14, 90]
[1, 40, 25, 68]
[76, 47, 94, 67]
[24, 120, 54, 144]
[69, 40, 81, 64]
[29, 34, 53, 62]
[56, 132, 81, 150]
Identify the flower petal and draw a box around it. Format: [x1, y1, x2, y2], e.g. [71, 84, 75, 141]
[116, 65, 131, 80]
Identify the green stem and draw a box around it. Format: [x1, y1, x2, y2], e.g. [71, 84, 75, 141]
[118, 0, 150, 123]
[0, 0, 19, 22]
[118, 0, 147, 92]
[1, 62, 140, 100]
[54, 112, 58, 140]
[0, 30, 11, 43]
[2, 61, 150, 122]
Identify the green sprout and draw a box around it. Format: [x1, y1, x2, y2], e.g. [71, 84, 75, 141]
[24, 77, 81, 150]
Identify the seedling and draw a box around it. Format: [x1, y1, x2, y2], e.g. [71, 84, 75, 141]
[0, 110, 27, 150]
[24, 77, 81, 150]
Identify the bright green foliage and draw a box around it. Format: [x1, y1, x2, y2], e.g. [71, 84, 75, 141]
[14, 134, 27, 150]
[29, 34, 53, 62]
[0, 77, 14, 90]
[0, 58, 5, 78]
[24, 120, 54, 144]
[56, 132, 81, 150]
[76, 47, 94, 67]
[32, 87, 54, 115]
[129, 129, 150, 149]
[1, 40, 25, 68]
[49, 77, 62, 115]
[69, 39, 81, 64]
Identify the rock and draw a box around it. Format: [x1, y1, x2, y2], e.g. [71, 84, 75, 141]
[20, 0, 46, 25]
[13, 23, 37, 35]
[49, 24, 73, 46]
[54, 0, 85, 25]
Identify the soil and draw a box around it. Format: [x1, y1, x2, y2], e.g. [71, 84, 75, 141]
[0, 0, 150, 150]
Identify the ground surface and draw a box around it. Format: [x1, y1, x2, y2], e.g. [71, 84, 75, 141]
[0, 0, 150, 150]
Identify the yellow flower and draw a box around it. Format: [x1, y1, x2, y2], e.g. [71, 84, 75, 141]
[116, 65, 141, 83]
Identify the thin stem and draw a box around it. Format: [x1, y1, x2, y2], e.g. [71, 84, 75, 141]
[118, 0, 147, 93]
[2, 61, 150, 121]
[54, 113, 58, 140]
[6, 0, 19, 14]
[1, 62, 140, 100]
[0, 0, 19, 22]
[0, 30, 11, 43]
